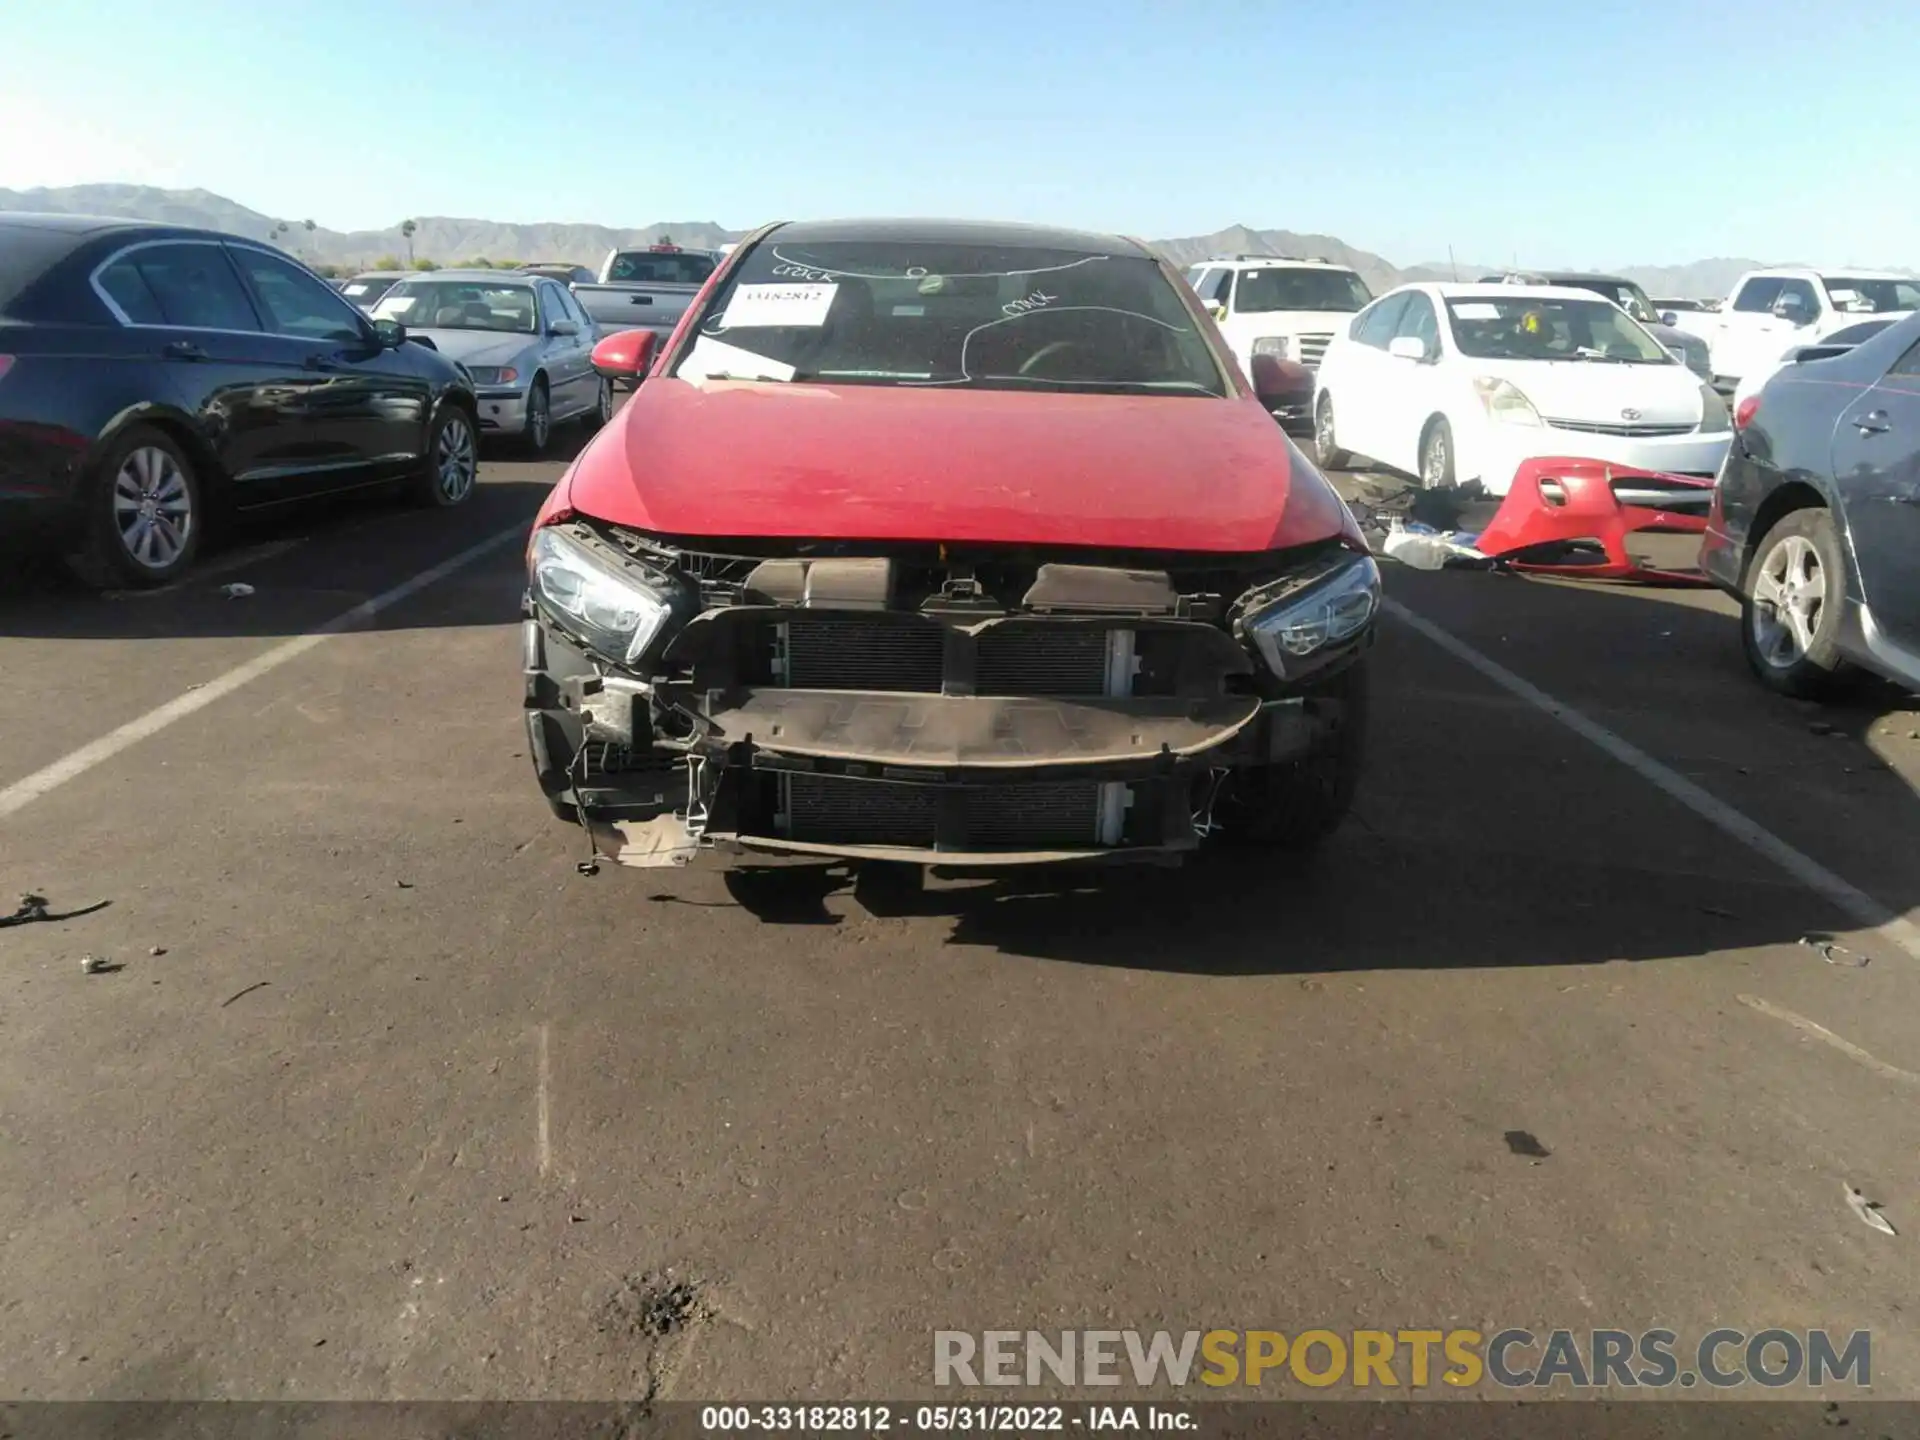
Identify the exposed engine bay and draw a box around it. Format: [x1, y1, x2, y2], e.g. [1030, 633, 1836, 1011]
[522, 520, 1377, 869]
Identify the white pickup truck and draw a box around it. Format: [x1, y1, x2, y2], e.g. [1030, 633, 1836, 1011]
[1703, 267, 1919, 392]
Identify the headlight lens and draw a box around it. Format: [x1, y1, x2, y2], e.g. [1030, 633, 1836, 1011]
[529, 527, 674, 663]
[1696, 382, 1730, 433]
[1252, 336, 1292, 359]
[1240, 553, 1381, 677]
[466, 366, 520, 385]
[1473, 376, 1543, 426]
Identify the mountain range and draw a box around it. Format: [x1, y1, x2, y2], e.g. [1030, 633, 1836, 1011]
[2, 184, 1907, 301]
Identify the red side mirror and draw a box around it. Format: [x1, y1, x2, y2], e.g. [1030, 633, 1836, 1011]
[591, 328, 659, 381]
[1249, 352, 1311, 405]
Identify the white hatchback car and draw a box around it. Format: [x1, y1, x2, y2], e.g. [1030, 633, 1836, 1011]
[1312, 283, 1732, 493]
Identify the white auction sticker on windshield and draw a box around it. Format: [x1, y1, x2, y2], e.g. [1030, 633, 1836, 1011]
[720, 283, 837, 329]
[373, 295, 417, 316]
[1451, 302, 1501, 319]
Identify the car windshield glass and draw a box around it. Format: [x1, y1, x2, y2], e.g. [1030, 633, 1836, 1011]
[605, 251, 716, 285]
[672, 239, 1229, 396]
[1822, 277, 1920, 314]
[1596, 281, 1659, 325]
[371, 281, 537, 333]
[1444, 295, 1672, 363]
[1231, 268, 1372, 313]
[341, 277, 397, 304]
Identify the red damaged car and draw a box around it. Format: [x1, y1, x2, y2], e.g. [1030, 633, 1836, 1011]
[521, 219, 1378, 870]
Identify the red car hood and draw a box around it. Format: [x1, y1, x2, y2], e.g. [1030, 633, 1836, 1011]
[559, 378, 1356, 554]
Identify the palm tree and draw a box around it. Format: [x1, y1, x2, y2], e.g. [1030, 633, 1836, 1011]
[302, 218, 316, 255]
[400, 219, 417, 265]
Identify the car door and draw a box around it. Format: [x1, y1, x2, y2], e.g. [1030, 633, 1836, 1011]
[91, 238, 329, 503]
[540, 281, 594, 417]
[1718, 276, 1787, 384]
[225, 243, 431, 493]
[1328, 292, 1409, 463]
[1830, 333, 1920, 653]
[1377, 292, 1445, 474]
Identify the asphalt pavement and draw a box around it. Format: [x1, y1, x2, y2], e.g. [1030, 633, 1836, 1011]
[4, 424, 1920, 1405]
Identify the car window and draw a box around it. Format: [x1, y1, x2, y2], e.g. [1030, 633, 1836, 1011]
[0, 223, 84, 319]
[372, 280, 539, 333]
[1774, 278, 1819, 315]
[1444, 294, 1671, 363]
[1194, 268, 1232, 306]
[115, 243, 260, 332]
[229, 248, 365, 342]
[1232, 268, 1372, 314]
[341, 275, 398, 308]
[605, 250, 716, 285]
[1732, 277, 1785, 313]
[673, 239, 1229, 397]
[1353, 293, 1410, 347]
[95, 256, 167, 325]
[1821, 277, 1920, 315]
[1395, 292, 1440, 350]
[1183, 266, 1205, 292]
[1890, 336, 1920, 377]
[1827, 320, 1894, 347]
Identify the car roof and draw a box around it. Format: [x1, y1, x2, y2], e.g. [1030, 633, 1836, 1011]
[766, 217, 1153, 257]
[348, 269, 410, 279]
[1197, 255, 1358, 272]
[394, 269, 535, 283]
[1750, 266, 1913, 281]
[0, 211, 158, 236]
[1401, 281, 1623, 303]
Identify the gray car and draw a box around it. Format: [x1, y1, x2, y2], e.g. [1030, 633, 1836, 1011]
[1481, 272, 1714, 382]
[369, 271, 610, 452]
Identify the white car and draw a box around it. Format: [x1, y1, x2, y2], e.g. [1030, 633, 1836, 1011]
[1706, 268, 1919, 391]
[1311, 283, 1732, 494]
[1182, 256, 1373, 376]
[1730, 316, 1904, 413]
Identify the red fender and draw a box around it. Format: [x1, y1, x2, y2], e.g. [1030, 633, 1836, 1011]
[1474, 457, 1715, 584]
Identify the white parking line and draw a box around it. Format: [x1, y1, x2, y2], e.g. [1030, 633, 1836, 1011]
[1382, 597, 1920, 962]
[0, 522, 528, 821]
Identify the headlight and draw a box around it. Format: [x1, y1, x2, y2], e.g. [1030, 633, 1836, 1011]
[529, 527, 675, 664]
[1238, 553, 1381, 678]
[1252, 336, 1292, 359]
[1696, 382, 1730, 433]
[1472, 376, 1542, 426]
[467, 366, 520, 385]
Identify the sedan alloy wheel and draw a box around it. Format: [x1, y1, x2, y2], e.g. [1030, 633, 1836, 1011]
[114, 444, 194, 572]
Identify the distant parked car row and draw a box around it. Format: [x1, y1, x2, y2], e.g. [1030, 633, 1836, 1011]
[0, 213, 482, 588]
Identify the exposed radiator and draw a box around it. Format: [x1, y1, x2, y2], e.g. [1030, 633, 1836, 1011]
[775, 615, 1130, 698]
[780, 775, 1105, 849]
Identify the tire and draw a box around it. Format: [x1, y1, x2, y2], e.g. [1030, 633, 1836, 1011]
[1418, 417, 1456, 490]
[1741, 507, 1846, 697]
[521, 377, 552, 455]
[67, 425, 203, 589]
[410, 404, 479, 509]
[582, 375, 613, 433]
[1216, 661, 1369, 850]
[1314, 393, 1350, 470]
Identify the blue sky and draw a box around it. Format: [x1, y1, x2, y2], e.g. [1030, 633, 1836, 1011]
[1, 0, 1911, 267]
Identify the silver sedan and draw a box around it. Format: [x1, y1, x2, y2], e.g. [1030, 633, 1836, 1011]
[369, 272, 611, 452]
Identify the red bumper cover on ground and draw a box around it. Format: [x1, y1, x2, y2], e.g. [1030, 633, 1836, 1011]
[1475, 458, 1715, 585]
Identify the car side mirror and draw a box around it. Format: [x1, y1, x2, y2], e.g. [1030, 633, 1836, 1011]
[371, 317, 407, 350]
[591, 328, 658, 381]
[1659, 311, 1678, 326]
[1248, 353, 1310, 406]
[549, 318, 580, 337]
[1386, 336, 1431, 362]
[1772, 298, 1810, 325]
